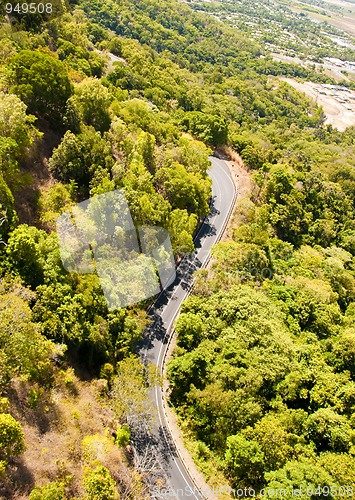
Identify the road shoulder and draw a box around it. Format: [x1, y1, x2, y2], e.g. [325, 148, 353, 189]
[160, 152, 248, 499]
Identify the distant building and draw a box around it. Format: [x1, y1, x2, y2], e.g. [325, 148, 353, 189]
[322, 84, 349, 92]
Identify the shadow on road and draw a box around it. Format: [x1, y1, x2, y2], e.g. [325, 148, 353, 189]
[136, 195, 219, 354]
[132, 183, 223, 498]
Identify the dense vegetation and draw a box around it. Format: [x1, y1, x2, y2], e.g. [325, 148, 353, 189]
[0, 0, 355, 496]
[190, 0, 355, 64]
[79, 0, 352, 81]
[0, 3, 213, 497]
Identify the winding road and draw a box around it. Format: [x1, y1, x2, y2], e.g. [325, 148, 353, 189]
[135, 156, 236, 499]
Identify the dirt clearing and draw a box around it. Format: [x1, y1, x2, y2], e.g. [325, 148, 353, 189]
[280, 77, 355, 131]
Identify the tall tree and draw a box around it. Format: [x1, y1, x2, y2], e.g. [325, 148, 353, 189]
[9, 50, 72, 122]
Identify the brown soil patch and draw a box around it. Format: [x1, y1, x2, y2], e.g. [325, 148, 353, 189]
[304, 10, 355, 38]
[1, 370, 132, 500]
[14, 125, 61, 228]
[214, 146, 252, 242]
[280, 78, 355, 131]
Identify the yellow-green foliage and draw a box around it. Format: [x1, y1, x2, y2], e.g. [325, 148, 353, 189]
[115, 425, 130, 447]
[83, 465, 119, 500]
[29, 481, 67, 500]
[0, 398, 9, 413]
[82, 433, 113, 465]
[0, 413, 25, 459]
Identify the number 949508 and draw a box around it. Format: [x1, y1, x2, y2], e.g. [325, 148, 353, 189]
[5, 3, 53, 14]
[306, 486, 353, 497]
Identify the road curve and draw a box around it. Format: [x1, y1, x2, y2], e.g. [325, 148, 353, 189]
[135, 156, 236, 499]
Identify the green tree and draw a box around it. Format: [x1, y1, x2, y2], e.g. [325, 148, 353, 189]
[115, 424, 130, 447]
[38, 182, 74, 230]
[0, 413, 25, 460]
[0, 92, 37, 156]
[48, 131, 83, 183]
[107, 37, 123, 56]
[136, 130, 156, 174]
[225, 434, 265, 487]
[176, 136, 212, 176]
[0, 174, 18, 245]
[241, 144, 264, 169]
[111, 355, 160, 428]
[0, 280, 54, 386]
[156, 162, 211, 216]
[29, 481, 67, 500]
[6, 225, 46, 286]
[175, 312, 203, 350]
[69, 78, 112, 132]
[303, 408, 354, 453]
[181, 112, 228, 146]
[242, 416, 295, 474]
[0, 137, 19, 191]
[318, 453, 355, 485]
[49, 126, 114, 185]
[265, 458, 334, 499]
[330, 329, 355, 378]
[83, 465, 118, 500]
[100, 363, 115, 388]
[168, 209, 197, 256]
[9, 50, 72, 121]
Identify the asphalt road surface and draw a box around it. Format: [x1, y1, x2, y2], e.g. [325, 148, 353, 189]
[134, 156, 236, 499]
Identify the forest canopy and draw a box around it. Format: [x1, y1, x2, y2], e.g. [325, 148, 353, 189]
[1, 0, 355, 496]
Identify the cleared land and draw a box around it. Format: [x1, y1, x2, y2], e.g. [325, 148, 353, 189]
[284, 0, 355, 37]
[280, 77, 355, 130]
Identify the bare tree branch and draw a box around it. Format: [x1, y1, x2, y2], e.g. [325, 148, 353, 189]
[120, 436, 166, 500]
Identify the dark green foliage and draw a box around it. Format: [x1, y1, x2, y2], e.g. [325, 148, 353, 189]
[83, 466, 117, 500]
[49, 126, 114, 185]
[181, 112, 228, 146]
[0, 175, 17, 245]
[9, 50, 72, 122]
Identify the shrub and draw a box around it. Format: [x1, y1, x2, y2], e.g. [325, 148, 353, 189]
[115, 425, 130, 447]
[29, 481, 67, 500]
[83, 465, 118, 500]
[0, 413, 25, 459]
[82, 434, 113, 464]
[100, 363, 114, 388]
